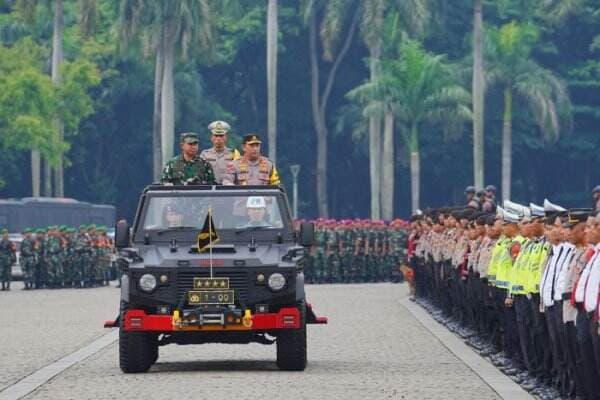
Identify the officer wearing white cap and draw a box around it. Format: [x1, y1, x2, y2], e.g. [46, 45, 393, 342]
[237, 196, 271, 228]
[199, 121, 241, 184]
[223, 134, 280, 186]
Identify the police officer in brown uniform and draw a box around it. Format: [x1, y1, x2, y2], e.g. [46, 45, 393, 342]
[199, 121, 241, 184]
[223, 134, 280, 186]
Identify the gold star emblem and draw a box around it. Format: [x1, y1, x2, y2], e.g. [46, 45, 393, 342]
[220, 281, 226, 288]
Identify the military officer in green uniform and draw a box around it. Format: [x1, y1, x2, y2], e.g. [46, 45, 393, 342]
[34, 228, 47, 289]
[325, 221, 340, 283]
[74, 225, 91, 288]
[161, 132, 216, 185]
[20, 228, 37, 290]
[0, 228, 16, 290]
[200, 121, 241, 184]
[313, 220, 327, 283]
[45, 226, 63, 288]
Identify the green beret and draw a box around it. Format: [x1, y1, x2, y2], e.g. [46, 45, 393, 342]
[87, 224, 96, 231]
[35, 228, 44, 234]
[23, 228, 32, 234]
[79, 225, 86, 230]
[1, 228, 8, 234]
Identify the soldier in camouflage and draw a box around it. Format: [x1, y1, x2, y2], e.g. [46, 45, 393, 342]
[74, 225, 91, 288]
[20, 228, 37, 290]
[161, 132, 216, 185]
[45, 226, 63, 288]
[33, 228, 47, 289]
[0, 228, 16, 290]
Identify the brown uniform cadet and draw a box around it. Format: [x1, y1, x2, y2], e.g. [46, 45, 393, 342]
[199, 121, 241, 184]
[223, 134, 280, 186]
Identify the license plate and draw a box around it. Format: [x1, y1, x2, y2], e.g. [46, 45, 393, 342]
[188, 290, 235, 305]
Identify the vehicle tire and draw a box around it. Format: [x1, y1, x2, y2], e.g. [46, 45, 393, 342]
[276, 300, 307, 371]
[119, 301, 157, 373]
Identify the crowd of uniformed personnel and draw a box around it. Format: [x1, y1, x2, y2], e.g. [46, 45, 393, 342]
[302, 218, 409, 284]
[0, 225, 114, 291]
[409, 185, 600, 400]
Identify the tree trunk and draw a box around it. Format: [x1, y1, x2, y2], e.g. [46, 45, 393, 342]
[410, 151, 420, 214]
[31, 151, 40, 197]
[501, 88, 512, 201]
[153, 33, 165, 181]
[309, 9, 328, 218]
[52, 0, 64, 197]
[161, 19, 176, 164]
[472, 0, 484, 190]
[409, 123, 420, 213]
[381, 111, 394, 220]
[368, 50, 382, 220]
[266, 0, 278, 164]
[310, 6, 359, 218]
[43, 159, 52, 197]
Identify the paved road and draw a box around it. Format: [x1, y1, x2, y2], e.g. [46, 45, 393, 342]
[0, 282, 505, 400]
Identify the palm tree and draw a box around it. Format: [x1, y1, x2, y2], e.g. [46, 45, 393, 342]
[348, 40, 471, 213]
[486, 22, 571, 200]
[472, 0, 484, 190]
[120, 0, 214, 168]
[321, 0, 428, 219]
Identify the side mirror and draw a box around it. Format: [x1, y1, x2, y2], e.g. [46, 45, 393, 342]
[115, 220, 131, 249]
[299, 222, 315, 247]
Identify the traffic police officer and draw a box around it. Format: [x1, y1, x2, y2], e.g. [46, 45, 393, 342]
[200, 121, 241, 184]
[223, 134, 280, 186]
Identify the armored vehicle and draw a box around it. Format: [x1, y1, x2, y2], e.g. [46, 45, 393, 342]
[105, 185, 326, 373]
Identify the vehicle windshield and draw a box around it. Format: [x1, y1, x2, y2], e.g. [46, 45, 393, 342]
[142, 195, 285, 231]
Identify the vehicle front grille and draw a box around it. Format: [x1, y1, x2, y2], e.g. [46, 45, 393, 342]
[176, 269, 249, 305]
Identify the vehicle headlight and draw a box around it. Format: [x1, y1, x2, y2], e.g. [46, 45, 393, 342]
[268, 273, 286, 291]
[139, 274, 157, 293]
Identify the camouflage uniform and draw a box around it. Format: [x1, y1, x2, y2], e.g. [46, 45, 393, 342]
[0, 230, 16, 290]
[325, 224, 340, 283]
[338, 223, 355, 283]
[353, 224, 368, 282]
[20, 229, 37, 289]
[313, 225, 328, 283]
[45, 229, 63, 287]
[388, 224, 408, 282]
[74, 228, 91, 287]
[34, 230, 47, 289]
[161, 154, 216, 186]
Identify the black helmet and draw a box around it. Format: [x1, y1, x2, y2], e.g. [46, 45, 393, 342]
[593, 185, 600, 194]
[485, 185, 497, 193]
[465, 186, 476, 194]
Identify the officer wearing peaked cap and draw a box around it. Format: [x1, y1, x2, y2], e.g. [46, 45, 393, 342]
[223, 134, 280, 186]
[200, 121, 241, 184]
[543, 198, 567, 213]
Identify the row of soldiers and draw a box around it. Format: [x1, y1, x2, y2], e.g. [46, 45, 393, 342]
[303, 219, 409, 284]
[410, 197, 600, 399]
[0, 224, 114, 291]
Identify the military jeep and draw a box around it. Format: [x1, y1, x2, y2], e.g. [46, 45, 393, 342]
[106, 185, 326, 373]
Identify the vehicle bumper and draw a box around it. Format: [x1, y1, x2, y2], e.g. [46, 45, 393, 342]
[120, 307, 301, 332]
